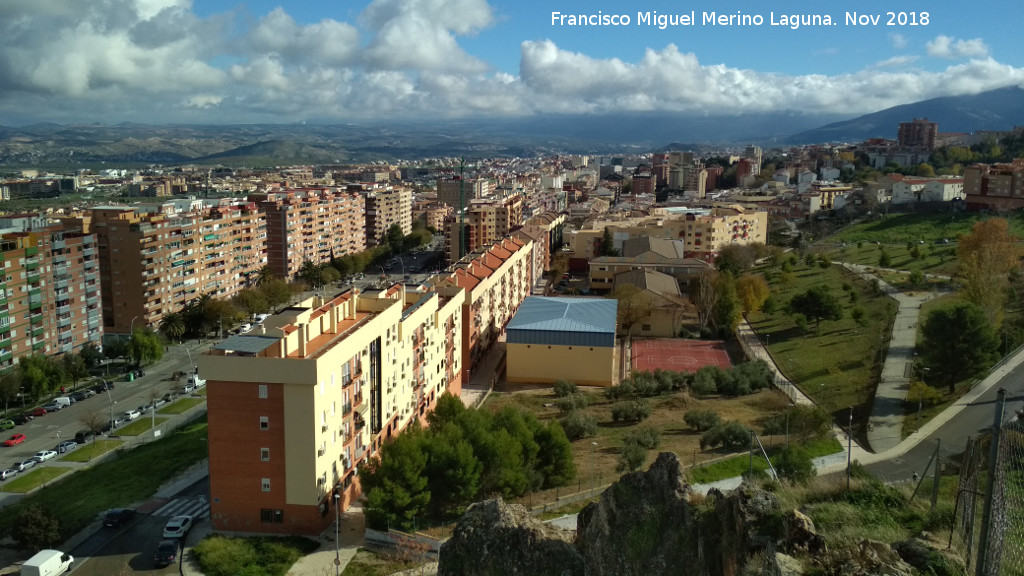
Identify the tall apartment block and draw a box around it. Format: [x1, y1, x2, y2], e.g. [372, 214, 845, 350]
[963, 160, 1024, 211]
[251, 188, 365, 280]
[199, 285, 464, 535]
[443, 194, 523, 263]
[897, 118, 938, 152]
[364, 188, 412, 247]
[90, 200, 266, 334]
[436, 177, 492, 210]
[0, 223, 102, 369]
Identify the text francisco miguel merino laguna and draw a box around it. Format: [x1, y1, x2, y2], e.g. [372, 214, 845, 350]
[551, 11, 931, 29]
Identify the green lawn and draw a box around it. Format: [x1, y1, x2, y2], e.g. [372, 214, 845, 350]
[0, 467, 71, 493]
[59, 439, 124, 462]
[827, 212, 1024, 245]
[0, 418, 208, 540]
[158, 397, 204, 414]
[115, 417, 169, 436]
[687, 435, 843, 484]
[342, 548, 423, 576]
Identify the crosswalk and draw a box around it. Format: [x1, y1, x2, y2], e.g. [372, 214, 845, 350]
[152, 497, 210, 520]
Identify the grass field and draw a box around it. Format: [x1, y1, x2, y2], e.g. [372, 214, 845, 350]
[687, 435, 842, 484]
[115, 416, 169, 436]
[158, 397, 204, 414]
[0, 467, 71, 493]
[825, 211, 1024, 245]
[59, 439, 123, 462]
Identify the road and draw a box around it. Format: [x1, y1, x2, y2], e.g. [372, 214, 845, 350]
[867, 361, 1024, 482]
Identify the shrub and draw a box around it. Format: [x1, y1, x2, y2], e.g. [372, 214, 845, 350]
[617, 441, 648, 472]
[611, 399, 651, 423]
[700, 421, 750, 451]
[773, 445, 816, 485]
[556, 393, 590, 415]
[624, 426, 661, 450]
[690, 367, 718, 396]
[762, 405, 831, 441]
[684, 409, 721, 432]
[194, 535, 256, 576]
[553, 379, 578, 398]
[561, 410, 598, 440]
[605, 380, 635, 401]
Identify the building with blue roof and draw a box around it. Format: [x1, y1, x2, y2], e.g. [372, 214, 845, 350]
[505, 296, 618, 386]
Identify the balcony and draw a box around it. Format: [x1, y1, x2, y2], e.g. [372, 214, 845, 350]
[29, 313, 43, 325]
[32, 326, 45, 338]
[32, 340, 45, 351]
[342, 402, 352, 416]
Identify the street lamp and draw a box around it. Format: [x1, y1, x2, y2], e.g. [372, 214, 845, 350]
[333, 492, 341, 576]
[181, 344, 197, 375]
[590, 441, 598, 492]
[105, 388, 116, 432]
[128, 315, 139, 367]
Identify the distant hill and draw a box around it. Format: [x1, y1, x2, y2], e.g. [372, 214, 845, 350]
[786, 85, 1024, 144]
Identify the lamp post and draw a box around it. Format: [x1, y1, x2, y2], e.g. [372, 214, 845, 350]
[20, 387, 25, 410]
[181, 344, 196, 375]
[105, 388, 116, 432]
[333, 492, 341, 576]
[128, 315, 139, 367]
[590, 441, 598, 493]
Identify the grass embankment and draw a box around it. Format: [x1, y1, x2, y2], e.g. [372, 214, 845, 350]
[158, 397, 205, 414]
[193, 534, 321, 576]
[342, 548, 423, 576]
[0, 468, 71, 493]
[0, 417, 208, 540]
[59, 439, 123, 462]
[688, 435, 842, 485]
[114, 416, 170, 436]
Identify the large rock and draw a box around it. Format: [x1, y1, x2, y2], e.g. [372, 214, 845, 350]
[437, 498, 583, 576]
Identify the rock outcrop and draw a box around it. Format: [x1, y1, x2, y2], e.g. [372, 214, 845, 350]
[437, 498, 584, 576]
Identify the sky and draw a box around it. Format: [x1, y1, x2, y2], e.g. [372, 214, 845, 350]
[1, 0, 1023, 125]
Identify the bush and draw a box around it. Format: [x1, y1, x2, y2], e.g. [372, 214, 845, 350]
[194, 535, 256, 576]
[12, 505, 60, 552]
[624, 426, 661, 450]
[761, 405, 831, 441]
[773, 445, 816, 485]
[617, 441, 648, 473]
[561, 411, 598, 440]
[611, 399, 651, 423]
[700, 421, 750, 451]
[556, 393, 590, 414]
[690, 367, 718, 396]
[684, 409, 721, 432]
[553, 379, 578, 398]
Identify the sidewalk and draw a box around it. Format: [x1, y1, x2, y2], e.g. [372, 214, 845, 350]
[285, 504, 366, 576]
[459, 335, 506, 408]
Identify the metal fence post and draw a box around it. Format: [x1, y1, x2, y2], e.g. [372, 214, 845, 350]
[975, 389, 1006, 576]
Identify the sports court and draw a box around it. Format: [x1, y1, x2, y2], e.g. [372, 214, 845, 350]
[630, 338, 732, 373]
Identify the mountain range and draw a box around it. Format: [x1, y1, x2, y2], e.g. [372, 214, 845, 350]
[1, 86, 1023, 168]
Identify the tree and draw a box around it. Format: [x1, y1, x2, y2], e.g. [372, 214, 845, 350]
[915, 163, 935, 178]
[158, 311, 186, 342]
[597, 228, 619, 257]
[736, 273, 771, 314]
[533, 421, 575, 488]
[18, 355, 61, 399]
[61, 353, 89, 391]
[424, 426, 482, 519]
[700, 421, 750, 451]
[561, 411, 598, 440]
[297, 261, 324, 290]
[712, 272, 742, 336]
[617, 441, 647, 473]
[253, 265, 276, 286]
[920, 302, 998, 393]
[359, 425, 431, 531]
[260, 278, 292, 310]
[762, 405, 831, 441]
[611, 284, 653, 336]
[232, 289, 268, 320]
[385, 223, 406, 254]
[788, 286, 843, 331]
[553, 379, 578, 398]
[80, 410, 107, 441]
[0, 371, 20, 414]
[715, 245, 756, 276]
[12, 505, 61, 552]
[128, 328, 164, 366]
[878, 250, 891, 268]
[693, 268, 720, 334]
[958, 218, 1021, 327]
[79, 342, 103, 368]
[774, 445, 816, 485]
[683, 409, 720, 432]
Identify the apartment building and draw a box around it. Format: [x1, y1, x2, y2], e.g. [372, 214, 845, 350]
[413, 202, 452, 232]
[674, 206, 769, 260]
[364, 188, 412, 247]
[199, 285, 464, 535]
[433, 236, 534, 382]
[891, 177, 964, 204]
[963, 160, 1024, 211]
[436, 177, 492, 210]
[443, 194, 524, 262]
[91, 200, 266, 334]
[0, 223, 102, 369]
[252, 188, 365, 280]
[898, 118, 938, 152]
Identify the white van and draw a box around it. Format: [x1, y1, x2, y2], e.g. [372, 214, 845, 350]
[53, 397, 72, 409]
[21, 549, 74, 576]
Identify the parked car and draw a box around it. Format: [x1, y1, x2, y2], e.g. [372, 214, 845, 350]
[15, 459, 36, 472]
[29, 407, 47, 417]
[41, 401, 63, 412]
[0, 468, 17, 481]
[103, 508, 137, 528]
[92, 381, 115, 393]
[182, 383, 195, 394]
[123, 409, 141, 421]
[153, 540, 179, 567]
[0, 419, 14, 431]
[2, 433, 26, 447]
[56, 441, 78, 454]
[74, 430, 96, 444]
[31, 450, 57, 463]
[11, 414, 33, 425]
[162, 515, 192, 538]
[70, 391, 91, 402]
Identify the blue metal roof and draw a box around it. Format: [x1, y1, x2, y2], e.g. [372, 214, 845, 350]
[506, 297, 617, 347]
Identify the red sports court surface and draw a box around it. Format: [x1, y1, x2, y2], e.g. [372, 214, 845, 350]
[631, 338, 732, 373]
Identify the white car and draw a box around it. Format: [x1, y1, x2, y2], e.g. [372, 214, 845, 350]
[0, 469, 17, 481]
[31, 450, 57, 463]
[123, 409, 141, 421]
[163, 515, 193, 538]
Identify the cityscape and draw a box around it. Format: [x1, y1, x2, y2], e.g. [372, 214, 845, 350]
[1, 1, 1024, 575]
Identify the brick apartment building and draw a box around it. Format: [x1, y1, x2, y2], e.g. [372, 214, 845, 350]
[436, 177, 492, 210]
[199, 285, 464, 535]
[443, 194, 523, 263]
[364, 188, 412, 247]
[90, 200, 266, 334]
[252, 188, 365, 280]
[963, 160, 1024, 211]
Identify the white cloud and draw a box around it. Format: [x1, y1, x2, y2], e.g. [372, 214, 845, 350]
[868, 56, 920, 69]
[359, 0, 492, 72]
[889, 33, 908, 49]
[926, 35, 989, 59]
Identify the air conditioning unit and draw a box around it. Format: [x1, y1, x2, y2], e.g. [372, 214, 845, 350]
[321, 425, 328, 433]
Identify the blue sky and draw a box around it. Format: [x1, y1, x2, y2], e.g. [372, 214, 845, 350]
[1, 0, 1022, 124]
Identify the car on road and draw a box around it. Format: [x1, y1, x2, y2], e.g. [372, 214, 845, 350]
[153, 539, 179, 567]
[2, 433, 26, 447]
[29, 407, 47, 417]
[15, 459, 36, 472]
[56, 441, 78, 453]
[31, 450, 57, 463]
[162, 515, 192, 538]
[70, 391, 91, 402]
[41, 401, 63, 412]
[123, 409, 141, 421]
[75, 430, 96, 444]
[0, 419, 13, 431]
[0, 468, 17, 481]
[182, 382, 195, 394]
[11, 414, 33, 425]
[104, 508, 137, 528]
[92, 381, 115, 393]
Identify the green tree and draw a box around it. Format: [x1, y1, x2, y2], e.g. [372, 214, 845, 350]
[617, 441, 647, 473]
[908, 269, 924, 287]
[878, 250, 891, 268]
[597, 228, 619, 257]
[715, 245, 756, 276]
[736, 273, 770, 314]
[61, 353, 89, 391]
[426, 391, 465, 429]
[385, 223, 405, 254]
[684, 409, 720, 432]
[78, 342, 103, 368]
[17, 355, 60, 398]
[533, 421, 575, 488]
[774, 445, 816, 485]
[232, 289, 268, 320]
[553, 379, 578, 398]
[788, 286, 843, 331]
[0, 371, 20, 414]
[921, 302, 998, 393]
[260, 278, 292, 310]
[12, 505, 61, 552]
[359, 425, 431, 531]
[957, 218, 1021, 328]
[158, 311, 186, 342]
[712, 272, 742, 336]
[611, 284, 653, 336]
[424, 426, 482, 519]
[700, 421, 750, 451]
[128, 328, 164, 366]
[560, 410, 598, 440]
[762, 405, 831, 441]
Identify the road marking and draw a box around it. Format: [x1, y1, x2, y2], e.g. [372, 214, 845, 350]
[151, 497, 210, 520]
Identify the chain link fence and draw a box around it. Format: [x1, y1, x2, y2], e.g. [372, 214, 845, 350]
[949, 396, 1023, 576]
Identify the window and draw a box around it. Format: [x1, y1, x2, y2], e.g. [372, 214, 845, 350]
[261, 478, 271, 492]
[274, 509, 283, 523]
[258, 384, 268, 399]
[260, 448, 270, 462]
[261, 509, 274, 523]
[259, 416, 269, 430]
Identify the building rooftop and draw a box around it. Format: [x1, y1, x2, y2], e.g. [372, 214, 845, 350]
[506, 297, 617, 335]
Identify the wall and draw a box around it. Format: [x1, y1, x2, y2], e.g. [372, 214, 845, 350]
[506, 343, 614, 386]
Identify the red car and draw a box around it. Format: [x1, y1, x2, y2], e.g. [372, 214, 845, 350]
[29, 407, 47, 417]
[2, 434, 26, 447]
